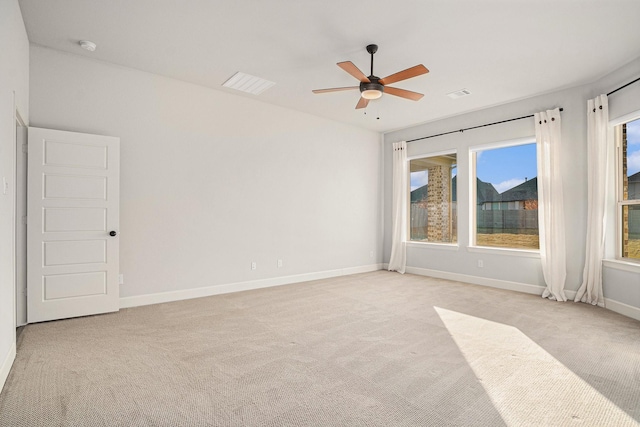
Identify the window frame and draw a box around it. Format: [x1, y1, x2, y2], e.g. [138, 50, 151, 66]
[613, 112, 640, 262]
[406, 149, 458, 246]
[469, 136, 539, 253]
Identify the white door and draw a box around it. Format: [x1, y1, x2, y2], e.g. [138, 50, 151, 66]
[27, 127, 119, 323]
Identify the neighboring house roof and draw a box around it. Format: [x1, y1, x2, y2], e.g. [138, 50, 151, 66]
[628, 172, 640, 199]
[411, 176, 538, 204]
[476, 177, 499, 205]
[500, 177, 538, 202]
[410, 176, 499, 204]
[410, 184, 428, 203]
[452, 175, 456, 201]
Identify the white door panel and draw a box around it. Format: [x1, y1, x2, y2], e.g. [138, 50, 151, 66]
[44, 174, 107, 200]
[28, 127, 119, 323]
[44, 140, 108, 169]
[43, 240, 106, 266]
[44, 207, 106, 232]
[44, 272, 106, 300]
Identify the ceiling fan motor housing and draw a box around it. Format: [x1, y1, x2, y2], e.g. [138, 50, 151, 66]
[360, 78, 384, 99]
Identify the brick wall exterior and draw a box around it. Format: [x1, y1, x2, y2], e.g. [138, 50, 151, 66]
[427, 165, 450, 242]
[623, 124, 629, 257]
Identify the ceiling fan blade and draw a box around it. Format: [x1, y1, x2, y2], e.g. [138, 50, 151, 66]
[355, 97, 370, 109]
[338, 61, 370, 83]
[384, 86, 424, 101]
[379, 64, 429, 86]
[312, 86, 359, 94]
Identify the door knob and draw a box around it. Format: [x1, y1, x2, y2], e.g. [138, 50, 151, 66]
[109, 231, 117, 237]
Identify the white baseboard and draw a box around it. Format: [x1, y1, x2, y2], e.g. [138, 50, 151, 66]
[385, 264, 640, 322]
[564, 289, 578, 301]
[120, 262, 640, 323]
[401, 265, 547, 296]
[0, 342, 16, 393]
[120, 264, 383, 309]
[604, 298, 640, 322]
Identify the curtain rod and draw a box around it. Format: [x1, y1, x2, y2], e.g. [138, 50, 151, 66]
[406, 108, 563, 143]
[607, 75, 640, 96]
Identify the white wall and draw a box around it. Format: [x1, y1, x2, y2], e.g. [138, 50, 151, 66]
[383, 56, 640, 317]
[29, 46, 382, 302]
[0, 0, 29, 391]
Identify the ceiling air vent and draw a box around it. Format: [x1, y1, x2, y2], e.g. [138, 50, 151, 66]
[447, 88, 472, 99]
[222, 72, 275, 95]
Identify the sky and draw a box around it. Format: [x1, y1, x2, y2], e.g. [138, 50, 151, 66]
[410, 167, 456, 191]
[476, 143, 537, 193]
[410, 143, 536, 193]
[627, 119, 640, 177]
[410, 170, 429, 191]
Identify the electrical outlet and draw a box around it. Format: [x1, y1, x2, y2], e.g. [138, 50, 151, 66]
[119, 274, 124, 285]
[369, 250, 374, 258]
[251, 261, 257, 270]
[277, 259, 283, 268]
[478, 260, 484, 268]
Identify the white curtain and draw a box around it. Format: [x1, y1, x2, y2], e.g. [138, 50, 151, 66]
[535, 108, 567, 301]
[575, 95, 609, 307]
[388, 141, 407, 273]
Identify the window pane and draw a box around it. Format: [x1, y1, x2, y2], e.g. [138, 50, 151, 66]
[475, 143, 539, 249]
[409, 154, 457, 243]
[622, 204, 640, 260]
[623, 119, 640, 201]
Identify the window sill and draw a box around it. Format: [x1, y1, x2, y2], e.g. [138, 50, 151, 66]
[467, 245, 540, 258]
[406, 241, 459, 251]
[603, 259, 640, 274]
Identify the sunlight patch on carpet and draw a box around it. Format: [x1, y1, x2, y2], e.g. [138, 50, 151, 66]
[435, 307, 638, 427]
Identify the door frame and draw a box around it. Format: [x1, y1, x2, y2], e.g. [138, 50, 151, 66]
[14, 110, 26, 327]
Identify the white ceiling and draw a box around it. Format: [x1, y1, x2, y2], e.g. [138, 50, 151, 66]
[19, 0, 640, 133]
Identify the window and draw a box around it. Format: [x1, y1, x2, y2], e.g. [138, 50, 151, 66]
[471, 141, 539, 250]
[617, 118, 640, 260]
[409, 152, 457, 243]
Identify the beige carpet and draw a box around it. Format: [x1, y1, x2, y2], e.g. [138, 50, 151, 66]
[1, 271, 639, 426]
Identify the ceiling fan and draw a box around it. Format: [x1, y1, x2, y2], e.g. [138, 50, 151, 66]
[313, 44, 429, 109]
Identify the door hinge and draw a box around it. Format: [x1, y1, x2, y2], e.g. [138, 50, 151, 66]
[22, 216, 27, 225]
[22, 143, 28, 154]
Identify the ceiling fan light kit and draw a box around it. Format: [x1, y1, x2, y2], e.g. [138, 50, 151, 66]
[360, 82, 384, 100]
[313, 44, 429, 109]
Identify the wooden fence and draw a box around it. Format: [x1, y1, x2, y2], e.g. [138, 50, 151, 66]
[410, 203, 538, 239]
